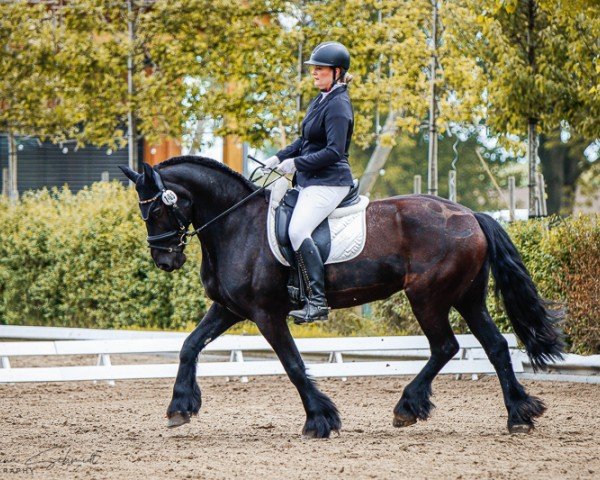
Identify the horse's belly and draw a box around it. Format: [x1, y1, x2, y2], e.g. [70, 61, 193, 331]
[326, 255, 406, 308]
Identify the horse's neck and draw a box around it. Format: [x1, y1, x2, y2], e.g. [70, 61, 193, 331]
[194, 178, 268, 297]
[183, 167, 266, 250]
[165, 164, 254, 223]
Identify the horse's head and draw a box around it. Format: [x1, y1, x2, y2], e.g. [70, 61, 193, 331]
[120, 163, 192, 272]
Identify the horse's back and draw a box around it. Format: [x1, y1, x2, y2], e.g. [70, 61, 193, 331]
[341, 195, 486, 292]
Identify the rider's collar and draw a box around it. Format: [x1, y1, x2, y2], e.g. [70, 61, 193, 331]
[319, 82, 343, 99]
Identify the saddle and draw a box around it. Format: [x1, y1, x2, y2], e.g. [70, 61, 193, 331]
[267, 178, 369, 305]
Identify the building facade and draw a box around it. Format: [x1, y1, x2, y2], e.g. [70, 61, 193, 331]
[0, 136, 182, 196]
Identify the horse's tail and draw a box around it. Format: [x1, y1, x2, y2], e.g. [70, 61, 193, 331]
[474, 213, 564, 371]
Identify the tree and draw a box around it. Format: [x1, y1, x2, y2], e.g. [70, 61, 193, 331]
[62, 0, 297, 148]
[0, 1, 84, 199]
[538, 0, 599, 214]
[539, 132, 596, 214]
[465, 0, 599, 215]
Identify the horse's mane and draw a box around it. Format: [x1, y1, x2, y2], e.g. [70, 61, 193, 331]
[157, 155, 265, 196]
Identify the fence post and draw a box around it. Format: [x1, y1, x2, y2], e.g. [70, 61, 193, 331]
[413, 175, 422, 194]
[228, 350, 248, 383]
[1, 356, 10, 369]
[1, 356, 12, 385]
[94, 354, 115, 386]
[448, 170, 456, 203]
[328, 352, 347, 382]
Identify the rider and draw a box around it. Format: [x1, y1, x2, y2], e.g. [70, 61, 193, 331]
[262, 41, 355, 324]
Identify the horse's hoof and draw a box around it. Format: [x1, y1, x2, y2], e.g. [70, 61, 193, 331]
[393, 414, 417, 428]
[167, 411, 191, 428]
[302, 430, 334, 440]
[509, 423, 533, 434]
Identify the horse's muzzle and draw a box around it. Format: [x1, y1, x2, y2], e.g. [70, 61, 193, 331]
[152, 251, 187, 272]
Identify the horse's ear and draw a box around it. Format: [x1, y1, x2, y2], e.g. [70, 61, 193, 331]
[119, 165, 141, 183]
[142, 162, 155, 181]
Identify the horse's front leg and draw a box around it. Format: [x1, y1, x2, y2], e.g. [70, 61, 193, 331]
[255, 313, 341, 439]
[166, 302, 242, 428]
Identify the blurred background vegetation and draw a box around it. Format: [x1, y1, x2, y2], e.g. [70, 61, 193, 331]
[1, 0, 598, 214]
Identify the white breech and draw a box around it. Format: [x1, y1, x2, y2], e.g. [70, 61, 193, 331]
[288, 185, 351, 251]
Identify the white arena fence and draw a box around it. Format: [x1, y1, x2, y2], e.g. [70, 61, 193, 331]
[0, 325, 526, 384]
[2, 325, 599, 383]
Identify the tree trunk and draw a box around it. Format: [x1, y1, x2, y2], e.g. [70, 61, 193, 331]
[7, 132, 18, 203]
[358, 111, 399, 196]
[127, 0, 138, 174]
[427, 0, 439, 196]
[527, 120, 539, 217]
[539, 132, 591, 215]
[539, 133, 566, 215]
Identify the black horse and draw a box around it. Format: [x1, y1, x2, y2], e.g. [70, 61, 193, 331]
[120, 156, 563, 438]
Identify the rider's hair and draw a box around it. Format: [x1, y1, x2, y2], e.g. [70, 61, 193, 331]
[337, 68, 353, 85]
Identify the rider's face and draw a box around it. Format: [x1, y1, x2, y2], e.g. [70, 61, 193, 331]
[311, 66, 339, 90]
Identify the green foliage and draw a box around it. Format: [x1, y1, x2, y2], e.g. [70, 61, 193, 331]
[0, 1, 83, 141]
[543, 214, 600, 354]
[464, 0, 599, 140]
[372, 292, 469, 336]
[0, 182, 207, 329]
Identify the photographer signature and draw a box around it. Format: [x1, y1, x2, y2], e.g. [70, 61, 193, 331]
[23, 446, 100, 470]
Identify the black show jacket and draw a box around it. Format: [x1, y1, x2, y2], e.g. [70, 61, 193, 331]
[275, 85, 354, 187]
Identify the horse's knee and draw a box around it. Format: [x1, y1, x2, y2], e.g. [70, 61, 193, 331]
[179, 340, 199, 365]
[433, 337, 459, 360]
[487, 334, 510, 361]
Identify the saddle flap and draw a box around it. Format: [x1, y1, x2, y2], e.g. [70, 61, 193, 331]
[282, 188, 299, 209]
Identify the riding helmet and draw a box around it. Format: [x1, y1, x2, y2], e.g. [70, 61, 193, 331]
[304, 42, 350, 71]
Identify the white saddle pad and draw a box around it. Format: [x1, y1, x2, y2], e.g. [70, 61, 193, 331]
[266, 177, 369, 266]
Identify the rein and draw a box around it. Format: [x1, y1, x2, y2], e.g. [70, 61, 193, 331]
[143, 156, 287, 253]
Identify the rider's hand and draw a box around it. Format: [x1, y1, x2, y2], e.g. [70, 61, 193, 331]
[276, 158, 297, 175]
[260, 155, 280, 175]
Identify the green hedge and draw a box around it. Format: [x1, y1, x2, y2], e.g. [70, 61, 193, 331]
[0, 183, 207, 330]
[0, 184, 597, 353]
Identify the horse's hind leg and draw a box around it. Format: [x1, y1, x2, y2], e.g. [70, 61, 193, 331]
[166, 302, 242, 428]
[393, 299, 459, 428]
[455, 270, 545, 434]
[255, 313, 341, 439]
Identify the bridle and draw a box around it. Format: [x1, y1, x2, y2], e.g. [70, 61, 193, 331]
[140, 168, 192, 253]
[141, 159, 285, 254]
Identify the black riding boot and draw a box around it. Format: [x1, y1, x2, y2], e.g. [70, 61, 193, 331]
[289, 238, 329, 324]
